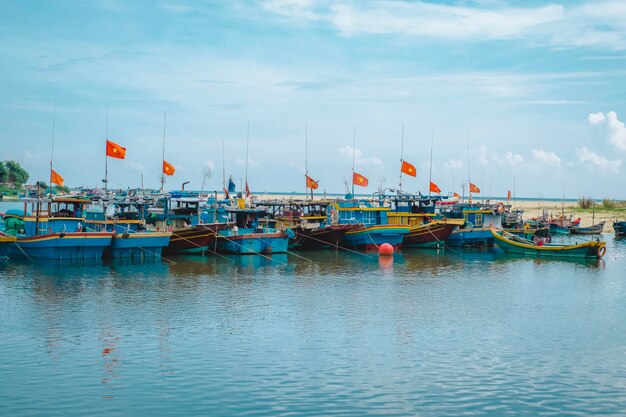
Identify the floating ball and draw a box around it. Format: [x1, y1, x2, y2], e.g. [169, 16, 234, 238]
[378, 243, 394, 256]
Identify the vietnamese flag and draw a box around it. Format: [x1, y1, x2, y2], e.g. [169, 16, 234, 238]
[507, 190, 512, 201]
[106, 140, 126, 159]
[429, 181, 441, 194]
[50, 169, 64, 186]
[453, 192, 460, 198]
[305, 175, 319, 190]
[469, 182, 480, 193]
[245, 181, 251, 197]
[352, 172, 369, 187]
[401, 160, 416, 177]
[162, 160, 175, 176]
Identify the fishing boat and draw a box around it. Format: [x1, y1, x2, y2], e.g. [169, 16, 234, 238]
[571, 221, 605, 235]
[333, 200, 410, 250]
[491, 227, 606, 259]
[260, 201, 361, 250]
[147, 193, 231, 254]
[216, 207, 290, 254]
[613, 220, 626, 236]
[0, 232, 17, 259]
[2, 198, 113, 260]
[84, 200, 171, 258]
[442, 203, 504, 247]
[386, 195, 464, 248]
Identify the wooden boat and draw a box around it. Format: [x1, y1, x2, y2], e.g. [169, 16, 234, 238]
[571, 221, 605, 235]
[261, 201, 361, 250]
[441, 204, 504, 247]
[147, 194, 232, 254]
[3, 198, 113, 260]
[491, 227, 606, 259]
[386, 195, 463, 248]
[216, 207, 290, 254]
[84, 201, 171, 259]
[613, 220, 626, 236]
[0, 232, 17, 259]
[334, 200, 410, 250]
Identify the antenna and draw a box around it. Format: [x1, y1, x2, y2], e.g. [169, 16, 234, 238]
[49, 103, 56, 198]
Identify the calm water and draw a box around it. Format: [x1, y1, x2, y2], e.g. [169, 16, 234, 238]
[2, 204, 626, 416]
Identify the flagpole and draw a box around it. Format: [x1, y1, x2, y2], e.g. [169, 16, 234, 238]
[222, 140, 226, 197]
[245, 120, 250, 191]
[49, 103, 56, 198]
[466, 133, 471, 202]
[305, 123, 312, 199]
[161, 110, 167, 193]
[352, 125, 356, 197]
[428, 131, 433, 197]
[399, 123, 404, 192]
[104, 105, 109, 195]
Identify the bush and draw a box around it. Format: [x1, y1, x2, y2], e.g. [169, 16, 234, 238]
[578, 196, 593, 209]
[602, 198, 615, 209]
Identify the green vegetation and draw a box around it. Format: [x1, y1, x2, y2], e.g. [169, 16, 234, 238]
[602, 198, 616, 209]
[1, 160, 29, 186]
[578, 196, 593, 209]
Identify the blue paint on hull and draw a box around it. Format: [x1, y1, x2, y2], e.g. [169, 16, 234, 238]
[217, 230, 289, 254]
[341, 227, 408, 249]
[9, 234, 113, 259]
[446, 228, 494, 247]
[107, 233, 171, 258]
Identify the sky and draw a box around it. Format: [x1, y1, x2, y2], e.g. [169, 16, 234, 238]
[1, 0, 626, 198]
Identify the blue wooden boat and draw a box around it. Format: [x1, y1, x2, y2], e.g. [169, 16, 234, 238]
[614, 220, 626, 236]
[3, 198, 113, 260]
[216, 207, 290, 254]
[0, 233, 16, 259]
[442, 204, 503, 247]
[332, 200, 410, 250]
[84, 201, 171, 259]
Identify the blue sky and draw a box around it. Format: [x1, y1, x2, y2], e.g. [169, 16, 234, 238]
[2, 0, 626, 198]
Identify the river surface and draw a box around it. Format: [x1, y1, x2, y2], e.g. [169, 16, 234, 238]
[2, 202, 626, 416]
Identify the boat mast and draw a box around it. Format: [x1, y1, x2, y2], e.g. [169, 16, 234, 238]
[513, 176, 516, 209]
[399, 123, 404, 192]
[160, 110, 167, 193]
[428, 131, 433, 197]
[245, 120, 250, 193]
[222, 140, 226, 197]
[466, 133, 471, 202]
[305, 123, 312, 199]
[104, 105, 109, 195]
[352, 125, 356, 197]
[49, 103, 56, 198]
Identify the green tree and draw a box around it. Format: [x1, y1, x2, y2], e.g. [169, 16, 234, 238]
[4, 160, 29, 186]
[0, 161, 7, 183]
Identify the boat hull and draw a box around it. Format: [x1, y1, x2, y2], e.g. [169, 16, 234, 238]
[217, 232, 289, 254]
[403, 220, 461, 248]
[164, 223, 229, 254]
[341, 225, 410, 250]
[292, 224, 359, 250]
[614, 221, 626, 236]
[8, 232, 113, 260]
[0, 235, 17, 259]
[107, 232, 172, 258]
[492, 229, 605, 259]
[446, 227, 494, 247]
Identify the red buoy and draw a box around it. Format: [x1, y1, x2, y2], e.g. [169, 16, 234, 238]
[378, 243, 394, 256]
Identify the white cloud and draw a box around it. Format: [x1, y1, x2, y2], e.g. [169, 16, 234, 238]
[262, 1, 626, 50]
[126, 160, 145, 171]
[576, 146, 621, 173]
[445, 159, 463, 170]
[503, 151, 524, 166]
[588, 111, 626, 151]
[338, 145, 383, 166]
[531, 149, 561, 167]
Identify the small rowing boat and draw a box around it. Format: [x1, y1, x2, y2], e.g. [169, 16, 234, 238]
[491, 227, 606, 259]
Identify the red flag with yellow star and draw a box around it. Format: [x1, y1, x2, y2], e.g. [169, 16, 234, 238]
[162, 160, 175, 176]
[401, 160, 416, 177]
[106, 140, 126, 159]
[352, 172, 369, 187]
